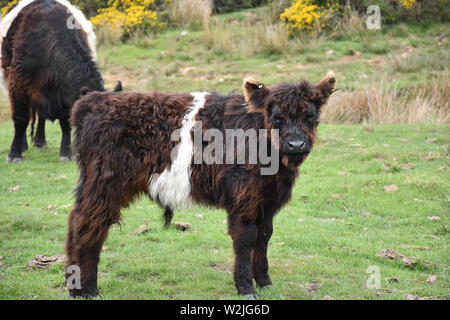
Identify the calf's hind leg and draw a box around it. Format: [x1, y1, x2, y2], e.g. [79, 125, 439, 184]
[65, 161, 122, 298]
[65, 158, 147, 298]
[65, 203, 114, 298]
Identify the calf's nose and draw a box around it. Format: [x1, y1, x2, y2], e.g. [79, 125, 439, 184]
[287, 139, 307, 153]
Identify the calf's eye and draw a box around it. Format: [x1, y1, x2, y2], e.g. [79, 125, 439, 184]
[268, 104, 282, 127]
[306, 113, 318, 125]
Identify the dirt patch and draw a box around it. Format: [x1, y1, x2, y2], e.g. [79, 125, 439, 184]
[302, 281, 321, 293]
[103, 69, 140, 90]
[376, 249, 447, 269]
[28, 254, 66, 271]
[210, 263, 232, 274]
[132, 225, 152, 236]
[173, 222, 191, 231]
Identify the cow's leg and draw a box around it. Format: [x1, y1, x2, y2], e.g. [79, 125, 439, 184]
[65, 158, 108, 298]
[34, 116, 47, 149]
[251, 215, 273, 289]
[65, 203, 114, 298]
[228, 214, 258, 299]
[21, 130, 28, 152]
[59, 117, 73, 161]
[65, 167, 121, 299]
[65, 157, 141, 298]
[6, 91, 29, 163]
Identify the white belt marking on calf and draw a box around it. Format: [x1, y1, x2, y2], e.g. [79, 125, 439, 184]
[149, 92, 209, 210]
[0, 0, 97, 93]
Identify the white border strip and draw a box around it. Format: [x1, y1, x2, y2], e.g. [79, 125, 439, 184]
[149, 92, 209, 210]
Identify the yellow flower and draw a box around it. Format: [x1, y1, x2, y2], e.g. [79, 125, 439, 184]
[90, 0, 159, 34]
[399, 0, 416, 9]
[280, 0, 333, 33]
[1, 0, 19, 18]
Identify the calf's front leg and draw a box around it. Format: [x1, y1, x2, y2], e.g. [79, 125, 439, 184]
[251, 216, 273, 288]
[228, 214, 258, 299]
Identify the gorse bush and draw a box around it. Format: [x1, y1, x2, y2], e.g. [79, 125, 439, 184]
[1, 0, 17, 17]
[278, 0, 448, 34]
[90, 0, 166, 36]
[399, 0, 416, 9]
[280, 0, 335, 33]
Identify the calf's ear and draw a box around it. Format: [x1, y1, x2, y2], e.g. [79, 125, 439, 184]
[114, 81, 123, 92]
[317, 71, 337, 99]
[243, 78, 270, 112]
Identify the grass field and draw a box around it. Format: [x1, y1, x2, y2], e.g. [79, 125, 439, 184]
[0, 9, 449, 300]
[0, 122, 448, 299]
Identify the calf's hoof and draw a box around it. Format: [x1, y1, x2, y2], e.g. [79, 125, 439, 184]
[69, 287, 100, 299]
[243, 293, 258, 300]
[6, 155, 22, 163]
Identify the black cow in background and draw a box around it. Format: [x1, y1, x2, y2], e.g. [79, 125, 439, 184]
[30, 80, 122, 151]
[0, 0, 121, 162]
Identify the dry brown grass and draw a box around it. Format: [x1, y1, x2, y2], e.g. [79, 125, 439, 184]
[267, 0, 291, 24]
[331, 11, 366, 38]
[387, 49, 449, 73]
[169, 0, 213, 29]
[321, 74, 450, 124]
[94, 24, 123, 47]
[203, 18, 235, 54]
[203, 14, 289, 57]
[254, 20, 289, 54]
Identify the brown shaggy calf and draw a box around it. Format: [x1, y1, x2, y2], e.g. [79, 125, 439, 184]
[66, 73, 337, 299]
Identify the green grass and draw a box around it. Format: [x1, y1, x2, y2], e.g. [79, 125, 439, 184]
[0, 122, 448, 300]
[0, 11, 448, 300]
[94, 20, 449, 94]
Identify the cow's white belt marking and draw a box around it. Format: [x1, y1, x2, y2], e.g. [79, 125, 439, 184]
[0, 0, 97, 93]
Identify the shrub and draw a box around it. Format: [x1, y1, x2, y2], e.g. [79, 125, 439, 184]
[71, 0, 110, 17]
[1, 0, 17, 17]
[169, 0, 213, 29]
[90, 0, 166, 38]
[280, 0, 341, 34]
[279, 0, 448, 35]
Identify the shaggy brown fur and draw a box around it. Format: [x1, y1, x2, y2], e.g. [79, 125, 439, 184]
[66, 73, 337, 299]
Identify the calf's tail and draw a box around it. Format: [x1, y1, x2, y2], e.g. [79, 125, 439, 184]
[163, 208, 173, 229]
[70, 95, 97, 204]
[30, 106, 36, 142]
